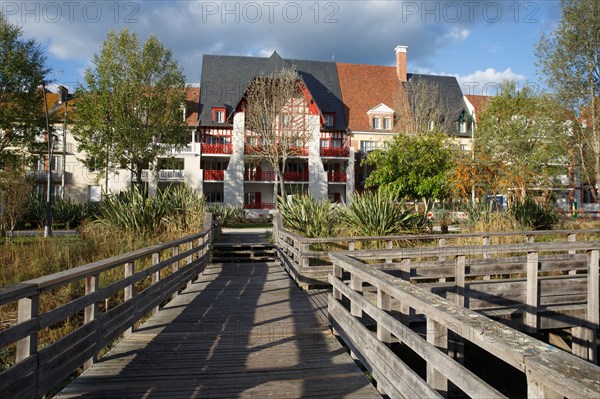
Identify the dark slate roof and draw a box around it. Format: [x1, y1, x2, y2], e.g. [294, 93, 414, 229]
[405, 73, 468, 135]
[199, 52, 347, 130]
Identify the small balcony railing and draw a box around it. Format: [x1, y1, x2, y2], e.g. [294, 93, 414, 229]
[244, 171, 276, 181]
[284, 171, 309, 182]
[290, 146, 308, 157]
[328, 172, 347, 183]
[320, 147, 350, 157]
[158, 169, 185, 180]
[27, 170, 65, 182]
[202, 143, 233, 154]
[244, 202, 276, 210]
[204, 170, 225, 181]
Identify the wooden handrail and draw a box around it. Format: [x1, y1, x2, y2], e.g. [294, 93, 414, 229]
[0, 213, 218, 398]
[329, 251, 600, 398]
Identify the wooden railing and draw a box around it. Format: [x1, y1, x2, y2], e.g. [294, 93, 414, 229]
[327, 171, 347, 182]
[273, 212, 600, 288]
[329, 249, 600, 398]
[0, 214, 218, 398]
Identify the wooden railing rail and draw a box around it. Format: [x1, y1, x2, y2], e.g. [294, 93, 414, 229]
[0, 213, 218, 398]
[329, 251, 600, 398]
[273, 212, 600, 287]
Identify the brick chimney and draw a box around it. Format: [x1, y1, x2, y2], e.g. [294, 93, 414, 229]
[395, 45, 408, 82]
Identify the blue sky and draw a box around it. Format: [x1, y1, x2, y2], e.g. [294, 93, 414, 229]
[2, 0, 562, 95]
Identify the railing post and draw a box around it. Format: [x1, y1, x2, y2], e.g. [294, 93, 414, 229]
[427, 318, 448, 396]
[483, 235, 490, 259]
[400, 258, 411, 323]
[573, 249, 599, 362]
[124, 261, 135, 336]
[348, 240, 355, 251]
[152, 252, 161, 315]
[526, 251, 539, 330]
[333, 262, 343, 300]
[455, 255, 466, 307]
[438, 238, 446, 262]
[171, 246, 180, 299]
[84, 273, 99, 370]
[526, 372, 562, 399]
[301, 242, 310, 268]
[568, 233, 577, 256]
[377, 288, 392, 345]
[526, 234, 535, 243]
[187, 241, 193, 265]
[350, 273, 363, 317]
[16, 294, 39, 363]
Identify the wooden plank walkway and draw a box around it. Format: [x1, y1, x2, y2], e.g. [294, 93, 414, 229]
[57, 231, 380, 399]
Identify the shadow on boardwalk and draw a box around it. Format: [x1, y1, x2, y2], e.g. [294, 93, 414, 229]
[57, 230, 379, 398]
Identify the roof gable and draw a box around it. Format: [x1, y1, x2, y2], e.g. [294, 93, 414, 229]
[367, 103, 395, 114]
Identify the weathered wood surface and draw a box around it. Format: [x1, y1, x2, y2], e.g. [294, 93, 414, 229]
[57, 248, 380, 398]
[330, 252, 600, 399]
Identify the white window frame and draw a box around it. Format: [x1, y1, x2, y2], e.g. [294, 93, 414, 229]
[383, 117, 391, 130]
[372, 116, 380, 129]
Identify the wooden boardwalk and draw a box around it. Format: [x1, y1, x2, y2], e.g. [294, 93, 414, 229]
[57, 231, 380, 398]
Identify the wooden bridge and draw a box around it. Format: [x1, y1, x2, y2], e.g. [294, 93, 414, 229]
[1, 214, 599, 398]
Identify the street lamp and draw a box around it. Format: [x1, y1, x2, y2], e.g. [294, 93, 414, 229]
[42, 85, 52, 237]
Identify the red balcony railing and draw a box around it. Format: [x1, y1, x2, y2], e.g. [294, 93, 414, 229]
[244, 171, 276, 181]
[320, 147, 350, 157]
[290, 146, 308, 157]
[328, 172, 347, 183]
[204, 170, 225, 181]
[245, 145, 308, 156]
[284, 171, 309, 182]
[202, 143, 232, 154]
[244, 203, 276, 210]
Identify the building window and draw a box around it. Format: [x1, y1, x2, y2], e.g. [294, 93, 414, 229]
[88, 185, 102, 202]
[206, 192, 223, 203]
[324, 113, 335, 127]
[460, 121, 467, 133]
[372, 116, 380, 129]
[212, 108, 226, 123]
[360, 141, 378, 157]
[383, 117, 391, 130]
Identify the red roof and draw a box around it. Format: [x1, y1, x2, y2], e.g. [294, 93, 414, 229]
[465, 94, 491, 121]
[336, 63, 407, 132]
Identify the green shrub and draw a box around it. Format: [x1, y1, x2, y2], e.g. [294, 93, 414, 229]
[278, 194, 339, 238]
[160, 185, 205, 231]
[20, 194, 46, 229]
[341, 191, 422, 236]
[206, 204, 244, 227]
[52, 198, 86, 229]
[510, 196, 559, 230]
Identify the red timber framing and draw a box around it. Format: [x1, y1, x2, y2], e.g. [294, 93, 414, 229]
[201, 127, 233, 154]
[320, 131, 350, 157]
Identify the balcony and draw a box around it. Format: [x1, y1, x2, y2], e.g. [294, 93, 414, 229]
[320, 147, 350, 157]
[284, 171, 308, 182]
[204, 170, 224, 181]
[243, 203, 276, 210]
[327, 172, 347, 183]
[244, 171, 276, 182]
[27, 170, 66, 182]
[158, 169, 185, 181]
[245, 145, 308, 156]
[202, 143, 232, 155]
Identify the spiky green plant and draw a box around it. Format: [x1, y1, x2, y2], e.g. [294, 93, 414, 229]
[341, 191, 420, 236]
[206, 204, 245, 227]
[277, 194, 339, 238]
[510, 196, 559, 230]
[161, 185, 205, 231]
[97, 187, 164, 235]
[52, 198, 86, 229]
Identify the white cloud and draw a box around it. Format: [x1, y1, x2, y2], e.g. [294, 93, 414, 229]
[455, 68, 527, 96]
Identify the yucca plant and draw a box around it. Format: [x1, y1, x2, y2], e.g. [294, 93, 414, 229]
[52, 198, 86, 229]
[277, 194, 339, 238]
[510, 196, 559, 230]
[161, 185, 205, 231]
[97, 187, 165, 235]
[341, 191, 420, 236]
[206, 204, 245, 227]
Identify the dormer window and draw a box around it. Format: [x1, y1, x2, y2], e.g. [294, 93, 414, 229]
[324, 113, 335, 127]
[383, 117, 391, 130]
[372, 116, 380, 129]
[212, 108, 226, 123]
